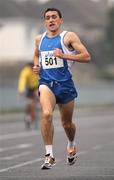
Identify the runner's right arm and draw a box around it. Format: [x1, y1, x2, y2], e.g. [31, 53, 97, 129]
[33, 35, 41, 74]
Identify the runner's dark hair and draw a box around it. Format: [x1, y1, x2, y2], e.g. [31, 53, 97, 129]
[44, 8, 62, 18]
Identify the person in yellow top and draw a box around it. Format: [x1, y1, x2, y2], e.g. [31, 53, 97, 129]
[18, 62, 39, 129]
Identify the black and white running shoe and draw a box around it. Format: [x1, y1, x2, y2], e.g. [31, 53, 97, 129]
[41, 154, 56, 170]
[67, 146, 77, 165]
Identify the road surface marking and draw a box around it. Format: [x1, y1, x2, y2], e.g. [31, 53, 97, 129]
[0, 158, 43, 173]
[0, 151, 31, 160]
[0, 131, 39, 141]
[0, 127, 63, 141]
[0, 143, 33, 152]
[92, 145, 102, 150]
[77, 151, 88, 155]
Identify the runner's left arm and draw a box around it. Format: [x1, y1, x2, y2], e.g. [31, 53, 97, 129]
[53, 32, 91, 63]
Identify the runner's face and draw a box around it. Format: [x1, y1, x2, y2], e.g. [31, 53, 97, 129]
[44, 11, 63, 32]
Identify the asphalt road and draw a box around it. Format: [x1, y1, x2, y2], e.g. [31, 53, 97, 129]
[0, 108, 114, 180]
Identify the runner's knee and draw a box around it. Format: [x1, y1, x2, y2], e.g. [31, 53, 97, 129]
[42, 110, 52, 121]
[62, 121, 72, 129]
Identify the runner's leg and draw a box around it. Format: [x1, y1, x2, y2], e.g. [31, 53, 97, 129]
[39, 85, 56, 147]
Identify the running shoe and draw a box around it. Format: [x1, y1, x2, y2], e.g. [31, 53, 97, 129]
[41, 154, 56, 170]
[67, 146, 77, 165]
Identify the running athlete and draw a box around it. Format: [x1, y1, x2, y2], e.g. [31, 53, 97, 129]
[33, 8, 91, 169]
[18, 62, 39, 129]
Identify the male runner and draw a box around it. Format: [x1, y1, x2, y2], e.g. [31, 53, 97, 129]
[33, 8, 91, 169]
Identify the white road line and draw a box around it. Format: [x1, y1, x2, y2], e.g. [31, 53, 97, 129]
[77, 151, 88, 155]
[0, 128, 63, 141]
[0, 158, 43, 173]
[0, 151, 31, 160]
[0, 143, 33, 152]
[0, 131, 39, 141]
[92, 145, 102, 150]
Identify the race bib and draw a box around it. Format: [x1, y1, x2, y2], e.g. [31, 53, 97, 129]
[41, 51, 64, 69]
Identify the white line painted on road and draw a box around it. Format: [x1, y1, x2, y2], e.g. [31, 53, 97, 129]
[0, 158, 43, 173]
[0, 143, 33, 152]
[0, 131, 40, 141]
[0, 128, 63, 141]
[77, 151, 88, 155]
[92, 145, 102, 150]
[0, 151, 31, 160]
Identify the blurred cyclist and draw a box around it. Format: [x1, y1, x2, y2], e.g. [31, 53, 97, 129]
[18, 62, 39, 129]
